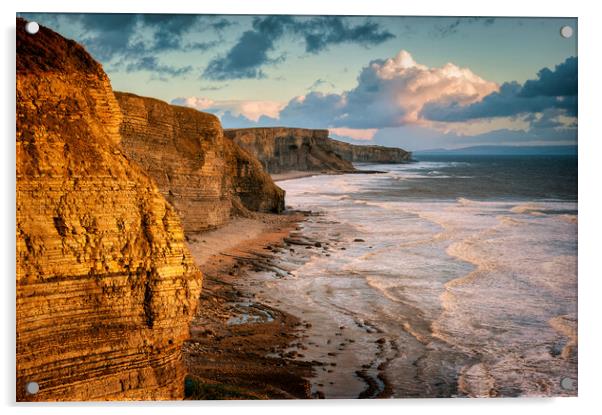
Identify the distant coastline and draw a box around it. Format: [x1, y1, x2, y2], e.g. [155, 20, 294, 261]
[414, 145, 577, 156]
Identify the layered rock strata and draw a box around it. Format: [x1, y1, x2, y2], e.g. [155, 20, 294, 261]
[116, 93, 285, 233]
[223, 128, 355, 174]
[16, 19, 202, 401]
[223, 127, 411, 174]
[328, 139, 412, 164]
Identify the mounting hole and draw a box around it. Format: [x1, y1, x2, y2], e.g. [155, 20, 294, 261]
[560, 25, 573, 39]
[25, 21, 39, 35]
[560, 377, 576, 390]
[25, 381, 39, 395]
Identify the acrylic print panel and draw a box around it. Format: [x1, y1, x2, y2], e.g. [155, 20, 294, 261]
[15, 13, 577, 401]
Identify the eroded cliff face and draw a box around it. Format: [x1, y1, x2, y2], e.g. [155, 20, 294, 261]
[223, 128, 355, 174]
[223, 128, 410, 173]
[328, 139, 412, 164]
[16, 19, 202, 401]
[116, 93, 285, 233]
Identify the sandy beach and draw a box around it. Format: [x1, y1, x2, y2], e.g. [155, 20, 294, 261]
[182, 208, 393, 399]
[183, 212, 318, 399]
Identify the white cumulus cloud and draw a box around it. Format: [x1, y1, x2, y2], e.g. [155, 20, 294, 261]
[265, 50, 499, 130]
[172, 97, 284, 122]
[173, 50, 499, 134]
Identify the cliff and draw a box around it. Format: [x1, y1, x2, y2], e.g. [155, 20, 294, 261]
[16, 19, 202, 401]
[223, 127, 411, 174]
[327, 140, 412, 164]
[115, 93, 284, 233]
[223, 128, 355, 174]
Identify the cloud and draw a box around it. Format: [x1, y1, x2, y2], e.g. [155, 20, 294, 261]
[203, 27, 282, 80]
[125, 56, 193, 79]
[520, 56, 577, 97]
[307, 79, 336, 91]
[329, 128, 378, 141]
[202, 16, 395, 80]
[21, 13, 226, 74]
[431, 17, 496, 38]
[171, 96, 284, 122]
[367, 121, 576, 151]
[300, 17, 396, 53]
[421, 57, 577, 122]
[199, 84, 229, 91]
[259, 50, 497, 129]
[181, 50, 498, 133]
[175, 50, 577, 148]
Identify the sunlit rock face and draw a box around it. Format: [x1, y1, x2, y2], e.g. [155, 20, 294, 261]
[327, 139, 412, 164]
[115, 92, 285, 234]
[16, 18, 202, 401]
[224, 127, 411, 174]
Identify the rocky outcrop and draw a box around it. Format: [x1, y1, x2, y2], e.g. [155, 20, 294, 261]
[16, 19, 202, 401]
[223, 128, 355, 174]
[223, 127, 411, 174]
[115, 93, 285, 233]
[327, 140, 412, 164]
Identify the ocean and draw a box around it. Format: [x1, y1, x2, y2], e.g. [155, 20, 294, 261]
[248, 155, 578, 398]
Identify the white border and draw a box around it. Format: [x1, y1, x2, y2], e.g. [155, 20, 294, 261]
[2, 1, 600, 415]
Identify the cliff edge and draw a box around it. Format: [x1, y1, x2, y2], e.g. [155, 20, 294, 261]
[115, 93, 284, 233]
[16, 19, 202, 401]
[223, 127, 355, 174]
[223, 127, 411, 174]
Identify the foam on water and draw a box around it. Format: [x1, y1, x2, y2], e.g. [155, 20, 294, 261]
[265, 157, 577, 397]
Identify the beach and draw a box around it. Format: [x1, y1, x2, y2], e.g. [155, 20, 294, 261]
[182, 211, 395, 399]
[183, 156, 577, 399]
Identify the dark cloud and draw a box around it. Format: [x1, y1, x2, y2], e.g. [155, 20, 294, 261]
[300, 17, 395, 53]
[202, 16, 395, 80]
[421, 57, 578, 122]
[431, 17, 496, 38]
[520, 56, 577, 97]
[141, 14, 201, 52]
[434, 17, 496, 37]
[20, 13, 226, 75]
[125, 56, 193, 79]
[203, 29, 277, 80]
[307, 79, 336, 91]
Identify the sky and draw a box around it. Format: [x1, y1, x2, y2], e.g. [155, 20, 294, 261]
[19, 13, 577, 151]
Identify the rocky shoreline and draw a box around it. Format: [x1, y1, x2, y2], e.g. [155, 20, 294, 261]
[182, 209, 395, 399]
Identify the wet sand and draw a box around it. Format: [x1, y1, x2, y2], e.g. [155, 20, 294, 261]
[271, 169, 386, 183]
[183, 212, 316, 399]
[271, 171, 321, 182]
[182, 211, 391, 399]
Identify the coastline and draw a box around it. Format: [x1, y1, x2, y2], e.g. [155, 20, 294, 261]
[183, 212, 315, 399]
[182, 207, 393, 399]
[272, 169, 388, 183]
[271, 171, 335, 182]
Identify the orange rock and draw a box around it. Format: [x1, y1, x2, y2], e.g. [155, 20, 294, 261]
[16, 18, 202, 401]
[223, 127, 411, 174]
[115, 92, 284, 233]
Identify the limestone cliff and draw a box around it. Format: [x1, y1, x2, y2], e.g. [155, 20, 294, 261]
[223, 128, 355, 174]
[327, 139, 412, 164]
[223, 127, 411, 174]
[115, 93, 284, 233]
[16, 19, 202, 401]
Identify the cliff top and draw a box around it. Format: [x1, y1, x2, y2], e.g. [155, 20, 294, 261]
[116, 91, 222, 126]
[224, 126, 330, 134]
[17, 18, 103, 75]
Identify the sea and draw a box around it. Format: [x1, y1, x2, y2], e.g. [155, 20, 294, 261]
[249, 155, 578, 398]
